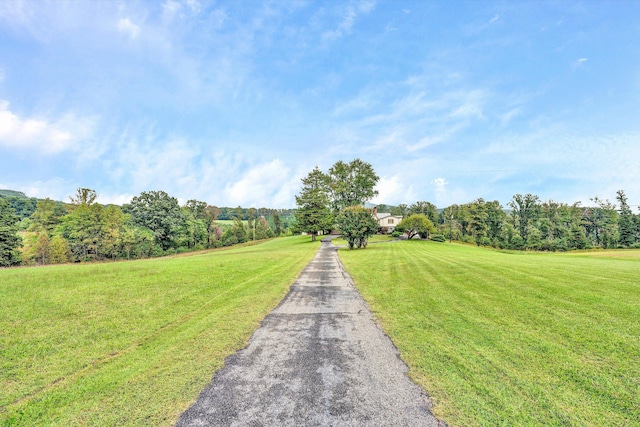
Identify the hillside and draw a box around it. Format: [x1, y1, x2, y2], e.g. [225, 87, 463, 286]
[0, 189, 28, 198]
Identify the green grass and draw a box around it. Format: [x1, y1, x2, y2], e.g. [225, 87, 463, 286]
[337, 240, 640, 427]
[331, 234, 395, 246]
[0, 236, 319, 426]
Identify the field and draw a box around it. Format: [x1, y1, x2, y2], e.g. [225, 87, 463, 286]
[337, 241, 640, 426]
[0, 237, 319, 426]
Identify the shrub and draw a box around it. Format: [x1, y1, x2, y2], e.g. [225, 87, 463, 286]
[431, 234, 446, 242]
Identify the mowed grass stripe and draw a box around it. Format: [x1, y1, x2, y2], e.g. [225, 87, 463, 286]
[337, 240, 640, 426]
[0, 236, 320, 426]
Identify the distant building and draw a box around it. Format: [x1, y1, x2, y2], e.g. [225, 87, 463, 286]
[373, 206, 403, 234]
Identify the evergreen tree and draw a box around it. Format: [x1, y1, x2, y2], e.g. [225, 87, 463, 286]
[616, 190, 635, 247]
[295, 167, 334, 241]
[0, 198, 22, 266]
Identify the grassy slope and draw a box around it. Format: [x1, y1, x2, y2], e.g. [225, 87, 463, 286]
[337, 241, 640, 427]
[0, 236, 319, 426]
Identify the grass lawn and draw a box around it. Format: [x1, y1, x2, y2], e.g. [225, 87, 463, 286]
[337, 240, 640, 426]
[331, 234, 395, 247]
[0, 236, 319, 426]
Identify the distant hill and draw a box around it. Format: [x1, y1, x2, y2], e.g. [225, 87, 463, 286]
[0, 189, 28, 199]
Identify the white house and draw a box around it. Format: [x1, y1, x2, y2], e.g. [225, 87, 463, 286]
[373, 207, 404, 234]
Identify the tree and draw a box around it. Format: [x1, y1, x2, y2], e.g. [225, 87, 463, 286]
[34, 232, 50, 265]
[616, 190, 635, 247]
[468, 199, 489, 245]
[295, 167, 334, 241]
[336, 206, 378, 249]
[127, 191, 184, 250]
[101, 205, 127, 259]
[0, 198, 22, 266]
[29, 198, 66, 235]
[49, 235, 72, 264]
[585, 197, 618, 248]
[184, 199, 208, 249]
[221, 216, 248, 246]
[272, 211, 282, 236]
[508, 194, 540, 241]
[255, 216, 275, 240]
[396, 214, 435, 240]
[327, 159, 379, 212]
[408, 201, 439, 225]
[60, 189, 105, 260]
[70, 188, 98, 206]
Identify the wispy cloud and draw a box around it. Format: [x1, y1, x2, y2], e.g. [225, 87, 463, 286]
[322, 1, 375, 41]
[117, 18, 140, 39]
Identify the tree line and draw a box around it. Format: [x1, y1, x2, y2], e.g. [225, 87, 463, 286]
[293, 161, 640, 251]
[0, 188, 292, 266]
[390, 191, 640, 251]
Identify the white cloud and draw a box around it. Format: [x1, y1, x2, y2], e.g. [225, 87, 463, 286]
[11, 177, 71, 201]
[499, 107, 522, 125]
[431, 177, 449, 206]
[117, 17, 140, 39]
[0, 100, 77, 153]
[223, 159, 298, 207]
[371, 175, 416, 206]
[97, 192, 135, 206]
[322, 1, 375, 42]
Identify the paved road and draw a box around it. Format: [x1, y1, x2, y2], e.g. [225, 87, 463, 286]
[175, 239, 444, 427]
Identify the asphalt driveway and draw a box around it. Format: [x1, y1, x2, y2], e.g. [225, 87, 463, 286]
[175, 239, 444, 426]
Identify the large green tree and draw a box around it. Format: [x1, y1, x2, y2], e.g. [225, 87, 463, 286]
[127, 191, 184, 250]
[327, 159, 379, 212]
[0, 198, 22, 266]
[295, 167, 334, 241]
[508, 194, 540, 241]
[60, 189, 104, 260]
[336, 206, 378, 249]
[396, 214, 436, 240]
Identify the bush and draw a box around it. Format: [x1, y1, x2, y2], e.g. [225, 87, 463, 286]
[431, 234, 446, 242]
[391, 231, 402, 238]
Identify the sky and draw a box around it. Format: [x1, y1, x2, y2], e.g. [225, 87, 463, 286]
[1, 0, 639, 209]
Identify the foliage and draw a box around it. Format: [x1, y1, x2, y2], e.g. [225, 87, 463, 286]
[508, 193, 540, 241]
[294, 166, 334, 241]
[49, 235, 72, 264]
[397, 214, 435, 240]
[408, 201, 439, 225]
[28, 198, 67, 235]
[327, 159, 379, 212]
[336, 205, 378, 249]
[617, 190, 636, 247]
[127, 191, 185, 250]
[0, 237, 319, 426]
[0, 198, 22, 266]
[338, 241, 640, 427]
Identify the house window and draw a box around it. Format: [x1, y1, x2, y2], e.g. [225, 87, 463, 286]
[388, 219, 394, 224]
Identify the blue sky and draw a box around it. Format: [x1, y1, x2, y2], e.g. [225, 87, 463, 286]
[1, 1, 639, 208]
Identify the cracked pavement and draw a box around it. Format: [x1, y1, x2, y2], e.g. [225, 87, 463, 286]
[175, 239, 443, 427]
